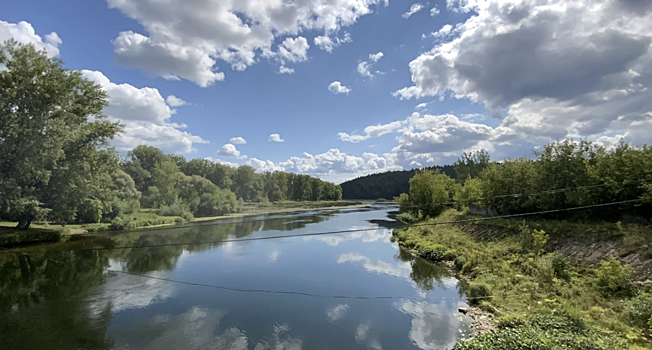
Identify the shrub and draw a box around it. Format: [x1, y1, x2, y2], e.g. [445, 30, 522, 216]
[452, 327, 549, 350]
[549, 252, 570, 281]
[158, 203, 191, 217]
[397, 212, 418, 224]
[529, 310, 586, 334]
[110, 216, 127, 230]
[467, 282, 491, 305]
[454, 256, 466, 270]
[496, 313, 526, 329]
[417, 243, 447, 261]
[536, 255, 556, 286]
[596, 256, 636, 298]
[444, 249, 458, 260]
[627, 292, 652, 328]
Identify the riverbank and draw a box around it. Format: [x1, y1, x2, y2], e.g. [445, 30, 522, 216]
[392, 209, 652, 349]
[0, 201, 367, 246]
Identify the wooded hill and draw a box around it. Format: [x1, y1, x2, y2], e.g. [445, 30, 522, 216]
[340, 165, 457, 200]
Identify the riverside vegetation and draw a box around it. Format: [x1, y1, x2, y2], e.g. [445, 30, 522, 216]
[392, 140, 652, 349]
[0, 40, 342, 237]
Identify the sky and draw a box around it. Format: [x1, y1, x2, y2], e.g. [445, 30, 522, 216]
[2, 0, 651, 183]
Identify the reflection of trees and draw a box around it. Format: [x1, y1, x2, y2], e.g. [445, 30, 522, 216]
[107, 213, 330, 273]
[0, 249, 114, 349]
[395, 248, 450, 292]
[0, 212, 332, 349]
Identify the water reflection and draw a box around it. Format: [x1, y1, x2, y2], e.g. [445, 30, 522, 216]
[395, 300, 471, 350]
[0, 208, 471, 350]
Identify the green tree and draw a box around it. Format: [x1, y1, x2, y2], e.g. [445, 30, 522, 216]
[402, 170, 456, 218]
[0, 40, 122, 229]
[453, 149, 490, 181]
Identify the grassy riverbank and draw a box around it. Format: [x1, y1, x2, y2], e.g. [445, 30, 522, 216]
[0, 200, 365, 246]
[392, 209, 652, 349]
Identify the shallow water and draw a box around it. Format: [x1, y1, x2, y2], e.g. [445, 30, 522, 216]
[0, 205, 472, 350]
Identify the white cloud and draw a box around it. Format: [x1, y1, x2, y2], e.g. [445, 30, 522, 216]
[394, 0, 652, 146]
[247, 157, 283, 172]
[0, 20, 62, 57]
[217, 143, 246, 159]
[269, 250, 281, 262]
[338, 121, 403, 142]
[279, 66, 295, 74]
[81, 70, 207, 154]
[82, 70, 174, 124]
[369, 52, 384, 63]
[314, 32, 352, 52]
[205, 157, 239, 168]
[229, 137, 247, 144]
[394, 300, 469, 350]
[166, 95, 187, 107]
[268, 133, 285, 142]
[107, 0, 385, 86]
[430, 6, 440, 16]
[326, 304, 350, 322]
[328, 81, 351, 95]
[403, 3, 427, 19]
[358, 52, 384, 78]
[115, 122, 209, 154]
[415, 103, 428, 109]
[338, 253, 412, 278]
[357, 62, 373, 78]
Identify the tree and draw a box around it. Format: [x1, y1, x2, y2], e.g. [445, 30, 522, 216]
[402, 170, 456, 218]
[0, 40, 122, 229]
[453, 149, 490, 181]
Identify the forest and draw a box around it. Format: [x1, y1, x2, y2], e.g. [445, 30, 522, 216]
[0, 40, 341, 231]
[340, 165, 456, 200]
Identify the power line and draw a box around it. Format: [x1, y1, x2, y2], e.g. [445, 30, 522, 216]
[2, 198, 646, 254]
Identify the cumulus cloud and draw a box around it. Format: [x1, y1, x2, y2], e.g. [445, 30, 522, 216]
[395, 0, 652, 145]
[247, 157, 282, 172]
[0, 20, 62, 57]
[229, 137, 247, 144]
[338, 121, 403, 142]
[107, 0, 385, 86]
[217, 143, 245, 158]
[326, 304, 350, 322]
[358, 52, 384, 78]
[314, 32, 352, 52]
[328, 81, 351, 95]
[81, 70, 207, 153]
[205, 157, 239, 168]
[268, 133, 285, 142]
[278, 66, 295, 74]
[430, 6, 440, 16]
[403, 3, 427, 18]
[166, 95, 187, 107]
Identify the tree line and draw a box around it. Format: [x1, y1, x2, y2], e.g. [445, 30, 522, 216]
[0, 40, 341, 230]
[397, 140, 652, 221]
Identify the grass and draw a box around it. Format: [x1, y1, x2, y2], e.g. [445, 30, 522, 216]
[392, 208, 652, 349]
[0, 200, 367, 238]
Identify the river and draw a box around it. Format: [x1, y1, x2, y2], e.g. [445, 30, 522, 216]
[0, 205, 473, 350]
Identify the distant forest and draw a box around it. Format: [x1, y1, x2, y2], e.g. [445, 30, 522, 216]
[340, 165, 457, 200]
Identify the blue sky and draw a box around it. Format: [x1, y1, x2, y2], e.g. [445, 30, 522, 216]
[2, 0, 651, 183]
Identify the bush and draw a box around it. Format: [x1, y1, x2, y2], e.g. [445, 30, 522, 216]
[417, 243, 447, 261]
[596, 256, 636, 298]
[467, 282, 491, 305]
[452, 327, 549, 350]
[496, 314, 526, 329]
[444, 249, 458, 260]
[627, 292, 652, 328]
[454, 256, 466, 270]
[397, 212, 418, 224]
[536, 255, 556, 285]
[158, 203, 192, 217]
[549, 251, 571, 281]
[529, 310, 586, 334]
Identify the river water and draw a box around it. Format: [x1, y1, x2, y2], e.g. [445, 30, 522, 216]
[0, 205, 472, 350]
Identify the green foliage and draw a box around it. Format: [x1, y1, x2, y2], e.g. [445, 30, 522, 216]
[396, 211, 418, 224]
[596, 256, 636, 298]
[520, 222, 549, 254]
[626, 292, 652, 329]
[444, 249, 458, 260]
[157, 203, 192, 218]
[0, 40, 122, 229]
[467, 282, 491, 304]
[454, 256, 466, 270]
[453, 149, 490, 181]
[399, 170, 456, 218]
[416, 243, 447, 261]
[454, 177, 482, 210]
[549, 251, 571, 281]
[339, 165, 457, 200]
